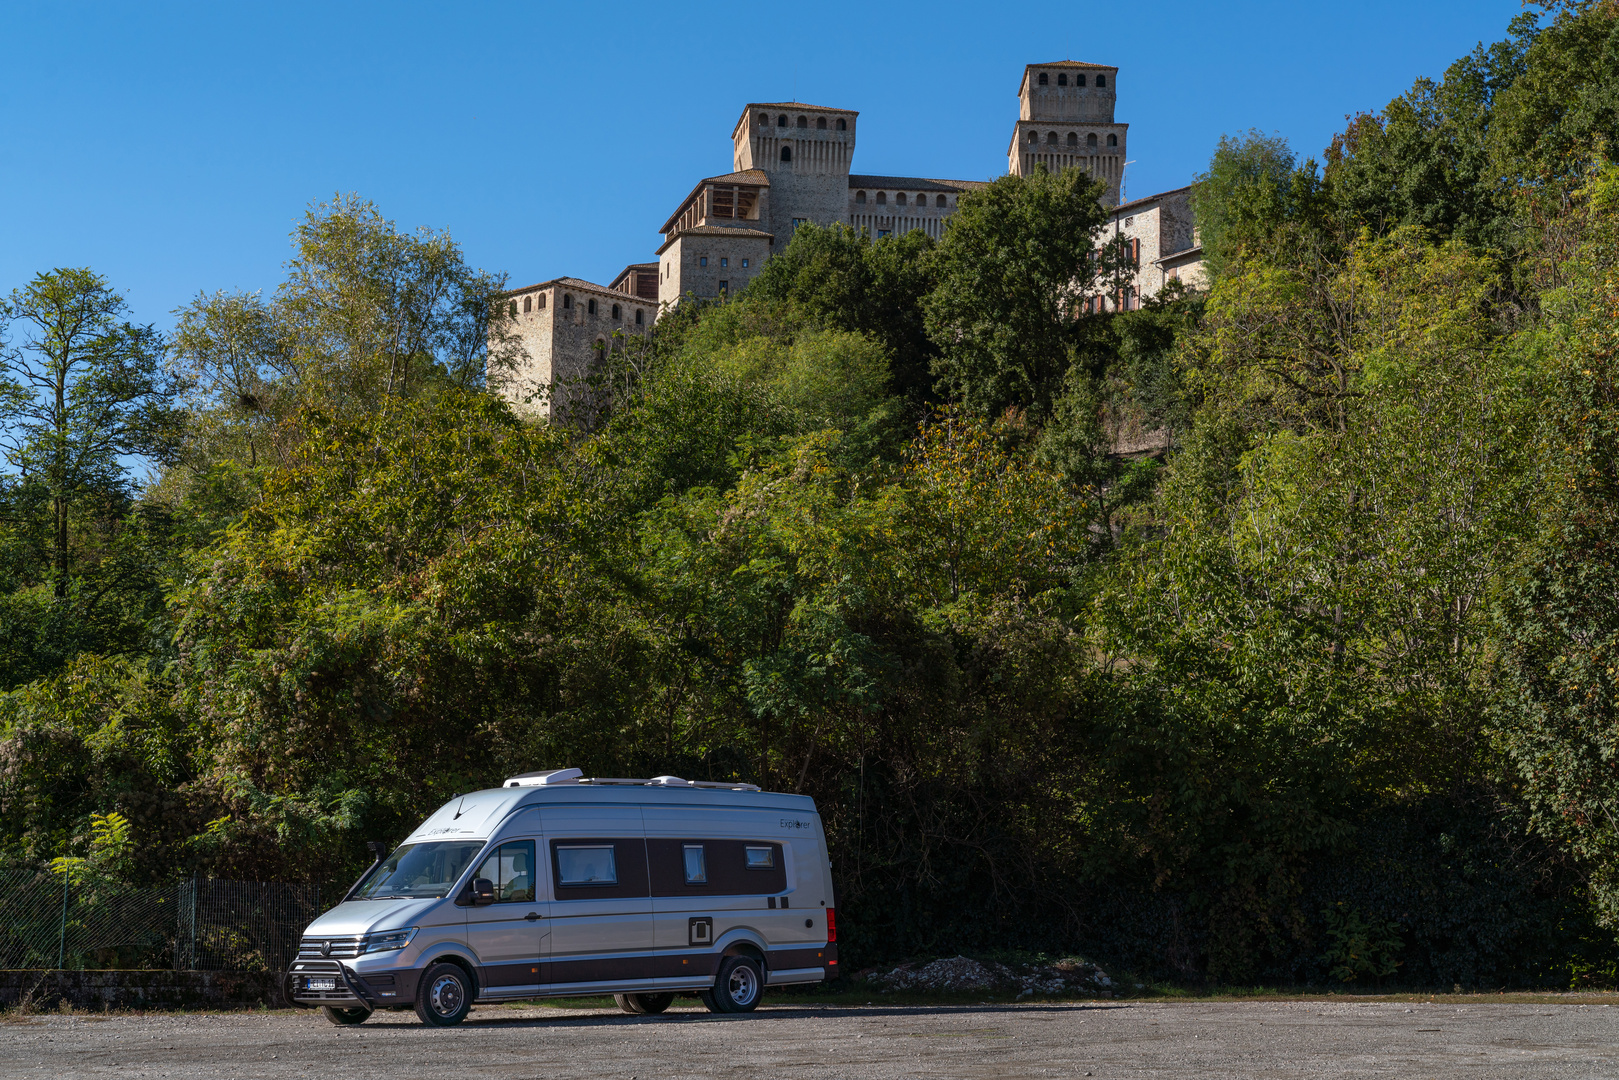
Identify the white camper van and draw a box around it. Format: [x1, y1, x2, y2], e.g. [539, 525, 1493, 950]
[285, 769, 838, 1026]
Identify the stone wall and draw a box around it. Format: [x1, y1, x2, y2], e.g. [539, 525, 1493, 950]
[735, 106, 858, 254]
[0, 969, 286, 1011]
[659, 229, 771, 307]
[497, 279, 654, 420]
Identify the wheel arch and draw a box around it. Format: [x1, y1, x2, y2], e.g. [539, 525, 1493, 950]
[422, 952, 480, 999]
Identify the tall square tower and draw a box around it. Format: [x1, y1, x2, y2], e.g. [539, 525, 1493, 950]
[733, 104, 858, 250]
[1008, 62, 1128, 205]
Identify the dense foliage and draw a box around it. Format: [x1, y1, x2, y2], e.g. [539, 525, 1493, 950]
[8, 4, 1619, 987]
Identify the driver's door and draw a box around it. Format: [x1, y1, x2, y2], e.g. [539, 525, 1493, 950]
[465, 838, 547, 997]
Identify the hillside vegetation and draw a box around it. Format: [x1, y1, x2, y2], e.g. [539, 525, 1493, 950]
[7, 3, 1619, 985]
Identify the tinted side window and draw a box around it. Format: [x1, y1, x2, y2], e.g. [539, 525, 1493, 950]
[474, 840, 536, 903]
[648, 839, 787, 896]
[549, 838, 649, 900]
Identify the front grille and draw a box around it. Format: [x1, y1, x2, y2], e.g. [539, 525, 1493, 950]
[298, 935, 363, 959]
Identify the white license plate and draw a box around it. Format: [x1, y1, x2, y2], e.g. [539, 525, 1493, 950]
[306, 978, 337, 991]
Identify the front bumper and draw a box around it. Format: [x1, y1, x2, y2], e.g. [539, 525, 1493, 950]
[286, 960, 417, 1010]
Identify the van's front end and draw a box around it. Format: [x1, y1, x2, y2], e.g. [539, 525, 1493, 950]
[287, 837, 484, 1015]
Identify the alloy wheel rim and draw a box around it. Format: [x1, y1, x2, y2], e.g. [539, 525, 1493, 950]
[431, 975, 464, 1016]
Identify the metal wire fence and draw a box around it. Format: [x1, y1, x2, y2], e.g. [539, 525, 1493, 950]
[0, 864, 327, 971]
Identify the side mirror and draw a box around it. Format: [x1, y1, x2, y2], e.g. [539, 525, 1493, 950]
[471, 877, 495, 906]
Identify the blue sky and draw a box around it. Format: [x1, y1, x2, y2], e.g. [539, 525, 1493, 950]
[1, 0, 1525, 330]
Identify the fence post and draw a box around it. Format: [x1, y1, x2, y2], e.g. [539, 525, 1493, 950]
[184, 875, 198, 970]
[56, 871, 68, 969]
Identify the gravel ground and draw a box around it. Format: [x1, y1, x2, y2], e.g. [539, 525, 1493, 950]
[2, 998, 1618, 1079]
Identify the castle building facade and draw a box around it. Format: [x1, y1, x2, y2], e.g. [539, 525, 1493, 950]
[498, 62, 1203, 417]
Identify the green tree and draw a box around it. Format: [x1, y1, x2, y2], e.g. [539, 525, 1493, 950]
[170, 195, 516, 474]
[746, 223, 938, 401]
[1190, 130, 1328, 281]
[924, 167, 1110, 415]
[1495, 164, 1619, 926]
[0, 268, 182, 601]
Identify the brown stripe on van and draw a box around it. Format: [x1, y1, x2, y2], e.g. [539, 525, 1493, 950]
[647, 839, 786, 896]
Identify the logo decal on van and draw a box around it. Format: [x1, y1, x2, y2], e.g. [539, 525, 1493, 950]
[780, 818, 813, 829]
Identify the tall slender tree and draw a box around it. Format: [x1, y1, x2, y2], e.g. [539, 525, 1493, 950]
[0, 268, 182, 597]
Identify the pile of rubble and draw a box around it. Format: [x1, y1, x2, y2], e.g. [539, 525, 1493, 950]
[853, 955, 1115, 998]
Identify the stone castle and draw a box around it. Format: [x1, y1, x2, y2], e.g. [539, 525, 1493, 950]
[498, 61, 1204, 417]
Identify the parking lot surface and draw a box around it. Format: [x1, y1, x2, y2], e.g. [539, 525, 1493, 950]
[3, 998, 1618, 1078]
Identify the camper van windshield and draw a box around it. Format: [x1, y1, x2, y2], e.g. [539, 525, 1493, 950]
[354, 841, 485, 900]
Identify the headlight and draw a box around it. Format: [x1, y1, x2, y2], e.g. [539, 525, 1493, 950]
[360, 927, 418, 954]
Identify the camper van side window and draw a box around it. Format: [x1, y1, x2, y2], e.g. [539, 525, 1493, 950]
[556, 845, 618, 886]
[473, 840, 536, 903]
[683, 844, 707, 884]
[744, 846, 775, 870]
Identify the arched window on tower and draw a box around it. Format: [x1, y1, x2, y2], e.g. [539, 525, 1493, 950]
[757, 112, 768, 127]
[896, 193, 907, 206]
[855, 190, 866, 204]
[1037, 72, 1048, 85]
[935, 194, 947, 207]
[1057, 73, 1067, 86]
[876, 191, 887, 205]
[1107, 133, 1118, 147]
[837, 118, 847, 130]
[593, 338, 606, 364]
[816, 116, 826, 129]
[1076, 73, 1086, 87]
[1096, 74, 1106, 87]
[635, 309, 644, 326]
[508, 300, 517, 316]
[1087, 133, 1098, 149]
[536, 293, 546, 309]
[777, 114, 788, 127]
[612, 303, 621, 320]
[523, 295, 532, 312]
[1028, 129, 1039, 144]
[797, 115, 807, 128]
[587, 297, 597, 315]
[563, 294, 572, 309]
[1047, 131, 1058, 144]
[780, 146, 792, 162]
[1067, 132, 1078, 146]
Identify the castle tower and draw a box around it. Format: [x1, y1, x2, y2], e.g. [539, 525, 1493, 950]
[1008, 62, 1128, 205]
[733, 103, 858, 251]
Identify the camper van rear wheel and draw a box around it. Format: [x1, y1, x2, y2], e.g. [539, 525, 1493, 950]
[615, 992, 675, 1015]
[705, 955, 763, 1013]
[415, 962, 473, 1026]
[320, 1006, 371, 1026]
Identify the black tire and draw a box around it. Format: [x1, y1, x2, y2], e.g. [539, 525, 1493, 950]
[320, 1006, 371, 1026]
[704, 955, 763, 1014]
[415, 962, 474, 1026]
[615, 992, 675, 1015]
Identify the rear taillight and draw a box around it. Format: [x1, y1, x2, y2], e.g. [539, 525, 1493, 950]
[825, 907, 837, 943]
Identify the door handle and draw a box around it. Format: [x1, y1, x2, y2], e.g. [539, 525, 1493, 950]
[524, 912, 543, 921]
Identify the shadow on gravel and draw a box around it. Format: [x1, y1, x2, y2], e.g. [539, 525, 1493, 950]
[449, 1002, 1130, 1030]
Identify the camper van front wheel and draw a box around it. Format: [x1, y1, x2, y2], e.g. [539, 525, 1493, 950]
[415, 962, 473, 1026]
[704, 955, 763, 1013]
